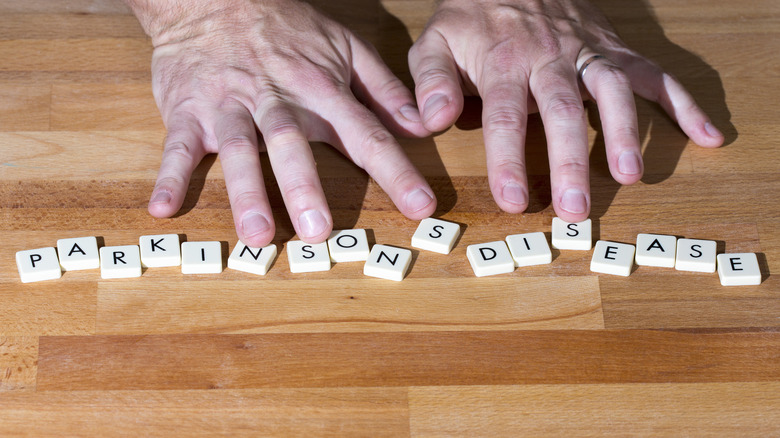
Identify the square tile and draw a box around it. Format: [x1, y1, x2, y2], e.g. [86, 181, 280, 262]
[139, 234, 181, 268]
[590, 240, 636, 277]
[635, 233, 677, 268]
[411, 218, 461, 254]
[363, 244, 413, 281]
[16, 247, 62, 283]
[100, 245, 142, 279]
[56, 236, 99, 271]
[287, 241, 331, 273]
[181, 241, 223, 274]
[327, 229, 371, 262]
[717, 253, 761, 286]
[675, 238, 717, 273]
[505, 232, 552, 267]
[466, 241, 515, 277]
[551, 218, 592, 250]
[228, 242, 277, 276]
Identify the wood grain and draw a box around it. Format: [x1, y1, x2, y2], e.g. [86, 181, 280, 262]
[1, 0, 778, 434]
[37, 330, 780, 391]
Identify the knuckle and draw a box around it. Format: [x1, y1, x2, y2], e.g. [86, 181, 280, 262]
[219, 135, 257, 156]
[163, 141, 195, 161]
[230, 189, 266, 209]
[415, 66, 456, 93]
[281, 177, 321, 204]
[356, 127, 396, 169]
[154, 175, 187, 190]
[484, 106, 526, 135]
[555, 158, 589, 176]
[597, 65, 631, 89]
[545, 96, 584, 120]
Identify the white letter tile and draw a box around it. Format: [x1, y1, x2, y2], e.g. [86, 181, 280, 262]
[287, 241, 331, 273]
[100, 245, 142, 279]
[228, 242, 277, 276]
[717, 253, 761, 286]
[551, 218, 592, 250]
[16, 247, 62, 283]
[505, 232, 552, 267]
[327, 229, 370, 263]
[56, 236, 99, 271]
[635, 233, 677, 268]
[466, 241, 515, 277]
[590, 241, 635, 277]
[139, 234, 181, 268]
[675, 238, 717, 273]
[363, 244, 412, 281]
[411, 218, 461, 254]
[181, 241, 223, 274]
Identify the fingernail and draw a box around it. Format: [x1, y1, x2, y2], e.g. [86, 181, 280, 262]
[150, 191, 171, 205]
[561, 189, 588, 214]
[241, 212, 271, 239]
[298, 209, 328, 239]
[422, 94, 449, 123]
[399, 104, 422, 123]
[618, 151, 642, 175]
[405, 188, 434, 213]
[502, 182, 528, 206]
[704, 122, 722, 138]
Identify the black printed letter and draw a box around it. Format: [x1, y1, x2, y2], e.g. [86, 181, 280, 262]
[302, 245, 315, 259]
[729, 257, 743, 271]
[690, 244, 702, 258]
[646, 239, 665, 252]
[113, 251, 126, 265]
[68, 243, 86, 257]
[377, 251, 399, 265]
[605, 246, 618, 260]
[150, 238, 165, 252]
[240, 246, 262, 260]
[29, 254, 42, 268]
[429, 225, 444, 239]
[336, 235, 358, 249]
[566, 223, 579, 237]
[479, 247, 497, 261]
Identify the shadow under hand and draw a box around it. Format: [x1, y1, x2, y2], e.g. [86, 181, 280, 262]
[588, 0, 735, 218]
[311, 0, 458, 220]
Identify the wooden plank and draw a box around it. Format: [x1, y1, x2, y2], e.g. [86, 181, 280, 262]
[0, 39, 151, 72]
[95, 277, 603, 334]
[0, 337, 38, 391]
[409, 383, 780, 436]
[0, 282, 96, 336]
[37, 330, 780, 390]
[0, 14, 145, 39]
[0, 84, 50, 131]
[0, 388, 410, 437]
[51, 83, 162, 131]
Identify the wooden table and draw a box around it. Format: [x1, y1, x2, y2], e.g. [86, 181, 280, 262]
[1, 0, 778, 435]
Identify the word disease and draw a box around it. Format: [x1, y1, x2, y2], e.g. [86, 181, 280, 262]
[16, 218, 761, 286]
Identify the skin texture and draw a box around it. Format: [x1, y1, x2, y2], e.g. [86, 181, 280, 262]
[127, 0, 436, 247]
[124, 0, 724, 246]
[408, 0, 724, 222]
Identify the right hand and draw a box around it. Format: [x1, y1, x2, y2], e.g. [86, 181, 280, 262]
[128, 0, 437, 247]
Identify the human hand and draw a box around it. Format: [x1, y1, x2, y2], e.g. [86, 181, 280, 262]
[408, 0, 724, 222]
[126, 0, 436, 247]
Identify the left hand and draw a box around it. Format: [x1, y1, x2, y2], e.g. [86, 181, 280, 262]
[408, 0, 724, 222]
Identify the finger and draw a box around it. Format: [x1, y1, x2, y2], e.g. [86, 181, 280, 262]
[148, 111, 207, 219]
[578, 54, 643, 185]
[624, 56, 724, 148]
[214, 102, 275, 247]
[328, 96, 436, 220]
[254, 101, 332, 243]
[479, 73, 531, 213]
[350, 37, 429, 138]
[408, 29, 464, 132]
[531, 62, 591, 222]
